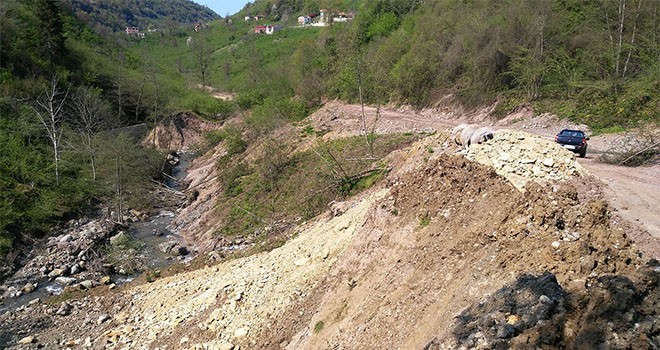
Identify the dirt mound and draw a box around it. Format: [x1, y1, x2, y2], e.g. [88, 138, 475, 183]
[466, 130, 585, 190]
[2, 124, 657, 349]
[253, 153, 654, 349]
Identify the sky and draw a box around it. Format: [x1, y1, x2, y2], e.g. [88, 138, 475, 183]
[192, 0, 251, 17]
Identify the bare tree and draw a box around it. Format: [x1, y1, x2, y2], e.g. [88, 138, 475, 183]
[192, 31, 212, 86]
[70, 86, 114, 180]
[32, 76, 69, 186]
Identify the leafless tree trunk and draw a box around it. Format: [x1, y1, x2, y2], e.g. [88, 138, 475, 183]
[33, 76, 69, 186]
[115, 154, 124, 224]
[355, 53, 379, 157]
[622, 0, 642, 78]
[615, 0, 626, 78]
[70, 87, 113, 180]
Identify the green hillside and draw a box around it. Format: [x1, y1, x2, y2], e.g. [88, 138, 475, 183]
[69, 0, 220, 34]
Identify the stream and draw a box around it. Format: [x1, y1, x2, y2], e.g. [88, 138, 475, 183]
[0, 153, 192, 315]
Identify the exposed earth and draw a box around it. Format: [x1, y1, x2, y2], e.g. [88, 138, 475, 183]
[1, 102, 658, 349]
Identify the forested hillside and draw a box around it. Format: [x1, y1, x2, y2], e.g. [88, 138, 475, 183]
[217, 0, 658, 131]
[68, 0, 220, 35]
[0, 0, 227, 268]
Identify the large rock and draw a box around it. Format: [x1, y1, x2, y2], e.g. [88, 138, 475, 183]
[109, 232, 128, 246]
[22, 282, 37, 294]
[55, 277, 77, 286]
[56, 302, 73, 316]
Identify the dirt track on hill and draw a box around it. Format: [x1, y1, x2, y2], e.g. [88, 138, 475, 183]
[309, 102, 660, 258]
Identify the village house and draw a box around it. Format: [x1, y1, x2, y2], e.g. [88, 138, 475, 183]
[124, 26, 145, 38]
[253, 25, 281, 35]
[332, 12, 355, 22]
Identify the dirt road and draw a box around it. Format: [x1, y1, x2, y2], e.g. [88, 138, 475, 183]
[309, 102, 660, 253]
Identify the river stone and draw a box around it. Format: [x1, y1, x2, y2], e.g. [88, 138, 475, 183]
[97, 314, 111, 325]
[70, 265, 81, 275]
[56, 302, 73, 316]
[109, 232, 127, 246]
[159, 242, 175, 254]
[48, 268, 66, 278]
[59, 234, 73, 243]
[22, 282, 37, 294]
[18, 336, 36, 344]
[55, 277, 77, 286]
[79, 280, 94, 290]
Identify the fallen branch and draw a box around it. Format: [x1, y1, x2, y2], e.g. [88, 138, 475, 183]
[617, 141, 660, 166]
[150, 179, 186, 196]
[161, 172, 180, 184]
[235, 205, 272, 226]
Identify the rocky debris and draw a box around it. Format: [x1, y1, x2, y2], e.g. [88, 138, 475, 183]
[465, 130, 585, 190]
[432, 262, 660, 349]
[56, 302, 73, 316]
[18, 335, 36, 344]
[446, 272, 567, 348]
[158, 239, 189, 256]
[0, 218, 125, 315]
[84, 191, 384, 349]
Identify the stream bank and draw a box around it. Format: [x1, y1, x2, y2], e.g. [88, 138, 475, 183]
[0, 154, 193, 315]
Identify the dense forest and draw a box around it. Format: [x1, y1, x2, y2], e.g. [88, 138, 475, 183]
[69, 0, 220, 35]
[0, 0, 658, 268]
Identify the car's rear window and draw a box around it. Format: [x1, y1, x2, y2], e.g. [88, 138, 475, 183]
[559, 130, 584, 137]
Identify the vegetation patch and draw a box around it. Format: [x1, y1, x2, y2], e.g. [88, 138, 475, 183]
[314, 321, 325, 333]
[213, 133, 421, 239]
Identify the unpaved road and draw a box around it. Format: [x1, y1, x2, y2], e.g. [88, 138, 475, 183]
[310, 102, 660, 248]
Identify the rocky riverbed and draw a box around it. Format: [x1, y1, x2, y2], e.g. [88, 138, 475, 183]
[0, 155, 193, 316]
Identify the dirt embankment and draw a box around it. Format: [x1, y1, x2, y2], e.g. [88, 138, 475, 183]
[254, 149, 657, 350]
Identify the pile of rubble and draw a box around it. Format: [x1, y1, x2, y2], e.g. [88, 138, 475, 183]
[0, 219, 120, 303]
[465, 130, 586, 190]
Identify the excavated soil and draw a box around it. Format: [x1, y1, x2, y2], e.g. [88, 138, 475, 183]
[253, 154, 657, 350]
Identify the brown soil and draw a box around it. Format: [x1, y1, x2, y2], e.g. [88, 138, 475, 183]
[254, 154, 655, 349]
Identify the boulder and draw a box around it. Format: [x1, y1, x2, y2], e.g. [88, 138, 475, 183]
[79, 280, 94, 290]
[109, 232, 127, 246]
[22, 282, 37, 294]
[56, 302, 73, 316]
[55, 277, 77, 286]
[18, 336, 36, 344]
[48, 268, 66, 278]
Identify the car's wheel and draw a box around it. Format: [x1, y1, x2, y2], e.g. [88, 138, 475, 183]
[579, 147, 587, 158]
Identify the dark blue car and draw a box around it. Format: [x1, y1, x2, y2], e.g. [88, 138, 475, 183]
[555, 129, 589, 158]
